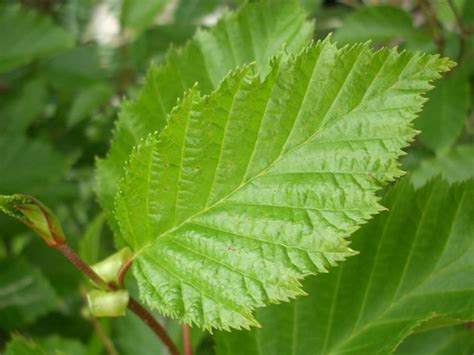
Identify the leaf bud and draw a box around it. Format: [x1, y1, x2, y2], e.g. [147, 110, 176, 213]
[0, 194, 65, 246]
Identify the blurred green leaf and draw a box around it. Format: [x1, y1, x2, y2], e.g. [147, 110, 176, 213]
[435, 0, 466, 27]
[22, 238, 81, 298]
[121, 0, 168, 35]
[113, 313, 165, 355]
[412, 144, 474, 188]
[4, 334, 86, 355]
[68, 83, 113, 127]
[215, 178, 474, 354]
[0, 5, 74, 74]
[0, 78, 48, 134]
[37, 335, 86, 355]
[127, 24, 197, 69]
[334, 5, 415, 45]
[79, 213, 106, 265]
[395, 325, 474, 355]
[416, 72, 470, 152]
[463, 0, 474, 25]
[0, 136, 69, 199]
[4, 335, 44, 355]
[0, 258, 59, 331]
[44, 46, 106, 91]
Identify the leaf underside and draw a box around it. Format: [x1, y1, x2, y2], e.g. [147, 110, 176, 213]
[115, 38, 453, 330]
[96, 0, 314, 239]
[214, 178, 474, 354]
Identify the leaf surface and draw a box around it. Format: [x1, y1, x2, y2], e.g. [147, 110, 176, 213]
[215, 178, 474, 353]
[0, 5, 73, 73]
[395, 325, 474, 355]
[96, 0, 314, 237]
[116, 39, 452, 330]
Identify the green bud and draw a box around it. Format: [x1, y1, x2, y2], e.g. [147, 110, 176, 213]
[0, 194, 65, 246]
[92, 247, 133, 285]
[87, 289, 129, 317]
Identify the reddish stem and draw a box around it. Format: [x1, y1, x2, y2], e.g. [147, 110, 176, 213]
[55, 243, 109, 289]
[182, 324, 192, 355]
[117, 257, 133, 287]
[53, 243, 179, 355]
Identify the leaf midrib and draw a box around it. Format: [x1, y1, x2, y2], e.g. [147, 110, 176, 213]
[133, 45, 408, 258]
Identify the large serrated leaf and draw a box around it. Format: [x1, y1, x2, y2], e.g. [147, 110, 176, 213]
[215, 178, 474, 354]
[96, 0, 314, 238]
[115, 39, 453, 330]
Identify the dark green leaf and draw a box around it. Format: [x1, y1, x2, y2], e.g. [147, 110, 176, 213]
[395, 325, 474, 355]
[334, 5, 415, 45]
[412, 144, 474, 187]
[0, 78, 48, 134]
[416, 73, 470, 152]
[0, 258, 59, 331]
[215, 179, 474, 354]
[0, 5, 74, 73]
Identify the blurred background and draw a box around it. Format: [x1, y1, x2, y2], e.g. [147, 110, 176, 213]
[0, 0, 472, 354]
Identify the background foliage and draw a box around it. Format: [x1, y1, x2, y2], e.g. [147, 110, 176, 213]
[0, 0, 473, 354]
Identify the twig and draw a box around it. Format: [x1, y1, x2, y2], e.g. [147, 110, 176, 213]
[55, 243, 110, 290]
[117, 257, 133, 287]
[90, 316, 120, 355]
[418, 0, 445, 55]
[447, 0, 472, 62]
[53, 243, 180, 355]
[182, 324, 192, 355]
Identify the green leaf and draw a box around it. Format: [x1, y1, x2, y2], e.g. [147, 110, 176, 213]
[0, 4, 73, 73]
[395, 325, 474, 355]
[116, 39, 452, 330]
[411, 144, 474, 188]
[0, 258, 59, 331]
[215, 178, 474, 354]
[416, 73, 470, 152]
[334, 5, 415, 45]
[96, 0, 314, 238]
